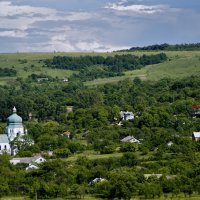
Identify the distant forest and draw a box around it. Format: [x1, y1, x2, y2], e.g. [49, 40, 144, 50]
[122, 43, 200, 51]
[44, 54, 167, 81]
[44, 54, 167, 71]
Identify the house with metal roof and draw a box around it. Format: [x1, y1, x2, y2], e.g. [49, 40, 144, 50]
[120, 136, 140, 143]
[10, 156, 46, 165]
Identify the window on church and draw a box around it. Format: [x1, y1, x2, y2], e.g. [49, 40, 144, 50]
[0, 146, 1, 150]
[4, 145, 7, 150]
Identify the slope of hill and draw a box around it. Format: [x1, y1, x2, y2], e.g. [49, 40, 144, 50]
[0, 51, 199, 85]
[85, 51, 200, 85]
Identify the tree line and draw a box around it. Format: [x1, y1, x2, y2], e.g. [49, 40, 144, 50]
[123, 43, 200, 51]
[43, 53, 167, 81]
[44, 54, 167, 71]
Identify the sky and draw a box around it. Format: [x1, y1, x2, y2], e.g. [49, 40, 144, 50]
[0, 0, 200, 52]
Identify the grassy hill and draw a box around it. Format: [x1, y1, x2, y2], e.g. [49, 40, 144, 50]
[0, 51, 200, 85]
[85, 51, 200, 85]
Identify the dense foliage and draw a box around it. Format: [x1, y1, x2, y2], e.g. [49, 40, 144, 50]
[0, 69, 200, 199]
[0, 67, 17, 77]
[43, 54, 167, 81]
[125, 43, 200, 51]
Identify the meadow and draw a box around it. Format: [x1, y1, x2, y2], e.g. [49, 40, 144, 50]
[0, 51, 200, 85]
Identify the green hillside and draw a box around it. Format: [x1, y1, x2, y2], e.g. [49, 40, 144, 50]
[0, 51, 200, 85]
[85, 51, 200, 85]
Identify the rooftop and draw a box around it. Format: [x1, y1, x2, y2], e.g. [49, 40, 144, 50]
[7, 107, 22, 125]
[10, 156, 45, 164]
[193, 132, 200, 138]
[121, 136, 140, 143]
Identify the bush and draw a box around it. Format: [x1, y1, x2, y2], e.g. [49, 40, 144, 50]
[120, 152, 139, 167]
[120, 143, 137, 152]
[54, 148, 71, 158]
[100, 145, 115, 154]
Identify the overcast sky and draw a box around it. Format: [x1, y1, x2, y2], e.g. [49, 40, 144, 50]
[0, 0, 200, 52]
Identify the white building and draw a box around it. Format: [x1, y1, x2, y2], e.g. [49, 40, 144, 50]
[10, 156, 46, 171]
[10, 156, 46, 165]
[0, 134, 11, 154]
[120, 136, 140, 143]
[0, 107, 26, 155]
[89, 178, 106, 185]
[6, 107, 25, 141]
[26, 164, 39, 171]
[192, 132, 200, 141]
[120, 111, 134, 121]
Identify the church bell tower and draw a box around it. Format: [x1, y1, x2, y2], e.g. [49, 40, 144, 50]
[6, 107, 24, 141]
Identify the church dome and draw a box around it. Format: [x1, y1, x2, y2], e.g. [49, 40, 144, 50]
[7, 107, 22, 124]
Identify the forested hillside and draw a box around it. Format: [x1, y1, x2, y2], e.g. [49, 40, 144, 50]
[124, 43, 200, 51]
[43, 53, 167, 81]
[0, 70, 200, 199]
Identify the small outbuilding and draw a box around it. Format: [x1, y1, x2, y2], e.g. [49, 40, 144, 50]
[10, 156, 46, 165]
[192, 132, 200, 141]
[167, 141, 173, 147]
[26, 164, 39, 171]
[120, 111, 134, 121]
[89, 178, 106, 185]
[120, 136, 140, 144]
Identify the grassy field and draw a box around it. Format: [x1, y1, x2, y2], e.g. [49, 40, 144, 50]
[0, 52, 77, 85]
[0, 51, 200, 85]
[85, 51, 200, 85]
[66, 151, 124, 162]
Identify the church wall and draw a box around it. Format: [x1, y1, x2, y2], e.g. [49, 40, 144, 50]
[0, 143, 11, 154]
[7, 127, 24, 140]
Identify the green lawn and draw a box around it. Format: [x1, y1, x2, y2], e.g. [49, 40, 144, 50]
[0, 52, 77, 85]
[66, 151, 124, 162]
[84, 74, 146, 86]
[65, 148, 154, 162]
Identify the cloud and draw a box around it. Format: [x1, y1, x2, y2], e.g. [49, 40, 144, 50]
[0, 1, 94, 34]
[23, 40, 130, 53]
[18, 25, 131, 53]
[0, 30, 27, 38]
[0, 0, 199, 52]
[0, 1, 93, 20]
[105, 1, 172, 14]
[0, 1, 56, 17]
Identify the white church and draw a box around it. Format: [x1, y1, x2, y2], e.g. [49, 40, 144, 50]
[0, 107, 26, 155]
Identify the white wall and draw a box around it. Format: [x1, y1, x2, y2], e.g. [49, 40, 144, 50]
[7, 127, 24, 141]
[0, 143, 11, 154]
[10, 159, 21, 165]
[35, 157, 46, 163]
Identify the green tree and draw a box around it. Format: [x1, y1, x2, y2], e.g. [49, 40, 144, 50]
[54, 148, 71, 158]
[120, 153, 139, 167]
[120, 143, 137, 152]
